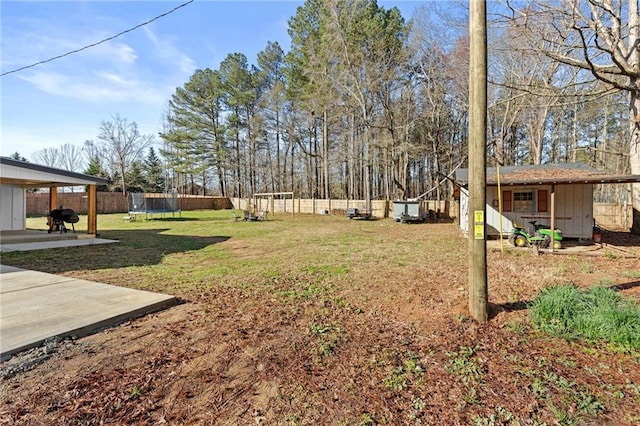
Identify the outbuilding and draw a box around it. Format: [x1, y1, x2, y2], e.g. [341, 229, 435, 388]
[392, 200, 427, 223]
[455, 163, 640, 239]
[0, 157, 108, 234]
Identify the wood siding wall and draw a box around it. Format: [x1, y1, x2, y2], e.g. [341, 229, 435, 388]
[478, 184, 594, 238]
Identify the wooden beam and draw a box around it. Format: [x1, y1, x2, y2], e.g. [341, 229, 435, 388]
[48, 187, 58, 230]
[87, 185, 97, 235]
[549, 185, 556, 253]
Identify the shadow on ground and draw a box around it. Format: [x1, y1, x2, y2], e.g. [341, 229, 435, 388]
[609, 280, 640, 291]
[0, 228, 230, 274]
[601, 229, 640, 247]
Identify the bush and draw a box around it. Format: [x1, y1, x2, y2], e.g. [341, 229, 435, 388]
[530, 284, 640, 350]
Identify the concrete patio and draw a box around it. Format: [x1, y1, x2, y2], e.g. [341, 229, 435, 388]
[0, 261, 177, 360]
[0, 229, 119, 253]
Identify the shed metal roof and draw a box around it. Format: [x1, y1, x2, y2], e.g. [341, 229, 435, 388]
[0, 157, 109, 188]
[455, 163, 640, 186]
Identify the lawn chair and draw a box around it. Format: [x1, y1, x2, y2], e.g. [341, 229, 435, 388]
[243, 210, 259, 221]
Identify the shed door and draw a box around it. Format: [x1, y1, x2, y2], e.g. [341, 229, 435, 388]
[502, 190, 512, 212]
[538, 189, 548, 212]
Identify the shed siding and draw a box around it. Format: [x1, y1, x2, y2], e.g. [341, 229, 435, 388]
[555, 184, 592, 238]
[459, 184, 594, 239]
[486, 186, 514, 234]
[460, 188, 469, 233]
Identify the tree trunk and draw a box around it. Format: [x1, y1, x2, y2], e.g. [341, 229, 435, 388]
[629, 0, 640, 234]
[217, 166, 225, 197]
[120, 164, 127, 196]
[349, 115, 355, 199]
[571, 102, 578, 162]
[323, 110, 329, 199]
[629, 88, 640, 234]
[276, 109, 282, 193]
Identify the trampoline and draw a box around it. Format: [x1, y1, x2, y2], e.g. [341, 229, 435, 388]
[129, 193, 181, 220]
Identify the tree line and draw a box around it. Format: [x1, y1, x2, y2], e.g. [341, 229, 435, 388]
[14, 114, 163, 194]
[160, 0, 636, 207]
[16, 0, 640, 232]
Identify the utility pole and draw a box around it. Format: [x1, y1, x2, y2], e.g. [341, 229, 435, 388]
[468, 0, 488, 322]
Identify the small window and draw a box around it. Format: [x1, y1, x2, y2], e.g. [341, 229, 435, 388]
[513, 190, 534, 212]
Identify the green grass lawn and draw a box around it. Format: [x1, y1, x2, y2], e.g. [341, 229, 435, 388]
[18, 210, 438, 297]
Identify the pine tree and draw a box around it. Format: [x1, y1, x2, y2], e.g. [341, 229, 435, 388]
[84, 155, 110, 191]
[144, 147, 166, 193]
[126, 161, 147, 193]
[10, 152, 28, 162]
[161, 68, 227, 196]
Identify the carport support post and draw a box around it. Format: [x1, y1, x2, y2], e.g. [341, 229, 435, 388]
[48, 186, 58, 230]
[468, 0, 489, 323]
[87, 185, 98, 235]
[549, 184, 556, 253]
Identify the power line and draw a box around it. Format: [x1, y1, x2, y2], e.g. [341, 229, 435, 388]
[1, 0, 195, 77]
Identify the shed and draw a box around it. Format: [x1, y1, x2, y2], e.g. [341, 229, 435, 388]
[0, 157, 108, 234]
[392, 200, 426, 223]
[455, 163, 640, 239]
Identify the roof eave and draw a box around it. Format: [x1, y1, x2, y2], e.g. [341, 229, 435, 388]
[0, 157, 109, 185]
[484, 175, 640, 186]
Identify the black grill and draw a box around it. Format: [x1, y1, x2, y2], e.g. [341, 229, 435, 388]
[48, 208, 79, 233]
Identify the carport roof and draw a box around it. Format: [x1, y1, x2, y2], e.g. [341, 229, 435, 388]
[455, 162, 640, 187]
[0, 156, 108, 188]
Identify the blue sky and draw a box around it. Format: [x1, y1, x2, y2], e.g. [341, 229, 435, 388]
[1, 0, 424, 164]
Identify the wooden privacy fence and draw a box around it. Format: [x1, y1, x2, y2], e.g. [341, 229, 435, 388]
[234, 198, 631, 228]
[26, 192, 232, 216]
[26, 192, 631, 227]
[593, 203, 633, 229]
[231, 197, 452, 219]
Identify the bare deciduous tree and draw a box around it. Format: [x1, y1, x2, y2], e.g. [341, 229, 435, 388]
[31, 147, 60, 168]
[504, 0, 640, 232]
[97, 114, 154, 195]
[58, 143, 84, 172]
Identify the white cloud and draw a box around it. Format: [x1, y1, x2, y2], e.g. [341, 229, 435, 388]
[143, 27, 197, 75]
[18, 70, 166, 104]
[97, 72, 131, 86]
[1, 25, 138, 72]
[90, 42, 138, 65]
[0, 124, 95, 159]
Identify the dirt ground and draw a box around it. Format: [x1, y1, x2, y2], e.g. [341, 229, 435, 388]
[1, 221, 639, 425]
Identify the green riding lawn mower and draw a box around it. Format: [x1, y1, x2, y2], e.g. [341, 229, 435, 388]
[509, 220, 563, 249]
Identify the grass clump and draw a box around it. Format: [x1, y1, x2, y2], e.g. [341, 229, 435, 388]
[383, 353, 424, 391]
[530, 284, 640, 350]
